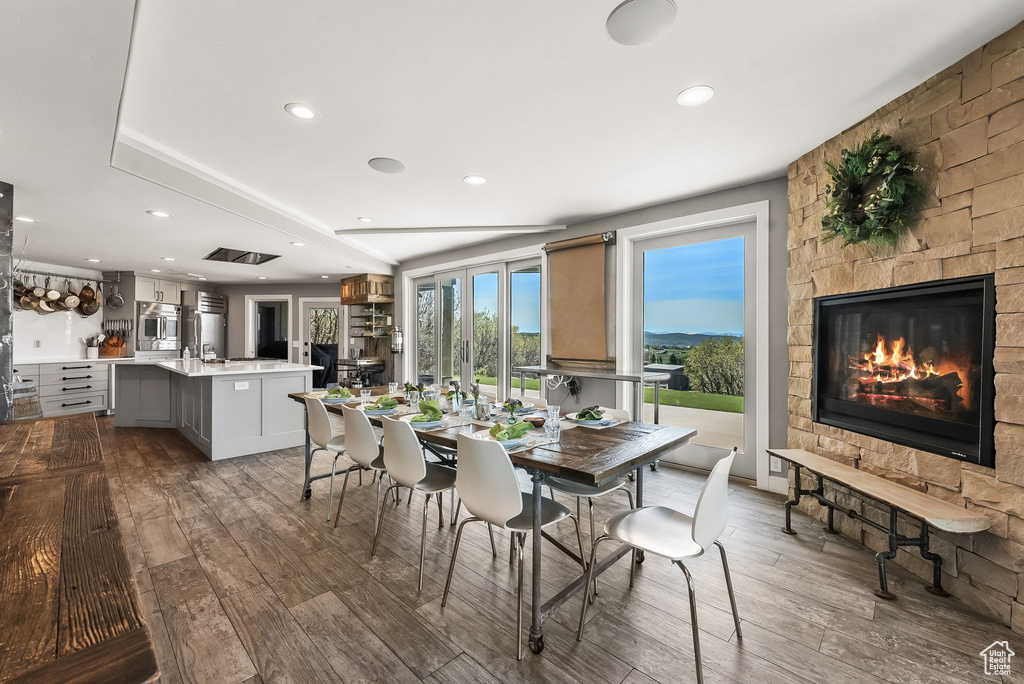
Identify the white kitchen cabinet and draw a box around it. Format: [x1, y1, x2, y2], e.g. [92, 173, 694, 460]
[136, 276, 181, 304]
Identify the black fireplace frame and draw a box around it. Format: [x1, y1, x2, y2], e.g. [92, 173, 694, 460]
[811, 275, 996, 468]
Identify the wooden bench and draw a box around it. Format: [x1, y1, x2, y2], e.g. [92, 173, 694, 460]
[768, 448, 990, 600]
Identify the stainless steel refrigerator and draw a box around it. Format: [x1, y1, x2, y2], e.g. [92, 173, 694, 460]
[181, 291, 227, 359]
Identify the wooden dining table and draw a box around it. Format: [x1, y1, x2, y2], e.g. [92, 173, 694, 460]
[288, 391, 696, 654]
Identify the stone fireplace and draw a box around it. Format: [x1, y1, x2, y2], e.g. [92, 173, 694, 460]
[788, 21, 1024, 633]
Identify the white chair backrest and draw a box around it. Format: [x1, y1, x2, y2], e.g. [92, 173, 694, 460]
[455, 434, 523, 528]
[530, 396, 548, 409]
[340, 405, 380, 468]
[381, 417, 426, 487]
[603, 407, 630, 421]
[304, 396, 335, 449]
[691, 448, 737, 550]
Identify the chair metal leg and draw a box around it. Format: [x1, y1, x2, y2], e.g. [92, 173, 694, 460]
[675, 561, 704, 684]
[372, 485, 399, 557]
[576, 535, 609, 641]
[331, 466, 354, 524]
[436, 491, 444, 529]
[516, 532, 526, 661]
[568, 514, 586, 569]
[451, 498, 461, 528]
[487, 523, 498, 557]
[629, 548, 637, 588]
[623, 487, 635, 509]
[327, 454, 340, 522]
[509, 531, 516, 567]
[714, 541, 742, 639]
[373, 473, 383, 531]
[419, 493, 432, 591]
[587, 498, 598, 596]
[442, 517, 476, 606]
[359, 469, 363, 486]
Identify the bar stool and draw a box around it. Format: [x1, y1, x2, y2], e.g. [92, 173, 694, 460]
[577, 449, 742, 684]
[328, 404, 387, 526]
[372, 416, 457, 591]
[442, 433, 587, 660]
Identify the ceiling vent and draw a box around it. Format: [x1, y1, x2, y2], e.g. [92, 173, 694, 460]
[202, 247, 281, 265]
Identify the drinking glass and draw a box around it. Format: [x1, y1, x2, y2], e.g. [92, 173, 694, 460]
[360, 389, 371, 405]
[459, 403, 473, 421]
[546, 405, 560, 421]
[544, 420, 562, 442]
[410, 392, 420, 410]
[475, 400, 491, 421]
[388, 382, 399, 395]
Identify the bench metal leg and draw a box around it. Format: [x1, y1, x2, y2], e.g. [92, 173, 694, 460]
[782, 464, 801, 535]
[920, 523, 949, 597]
[874, 508, 900, 601]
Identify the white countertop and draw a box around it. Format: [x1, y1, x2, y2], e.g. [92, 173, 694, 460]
[156, 360, 322, 377]
[15, 356, 136, 366]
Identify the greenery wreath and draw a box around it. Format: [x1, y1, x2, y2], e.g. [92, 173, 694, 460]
[821, 130, 926, 247]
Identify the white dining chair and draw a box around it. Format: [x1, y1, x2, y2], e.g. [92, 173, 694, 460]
[372, 416, 457, 591]
[545, 406, 634, 596]
[442, 434, 587, 660]
[576, 448, 741, 684]
[329, 404, 387, 526]
[304, 397, 350, 519]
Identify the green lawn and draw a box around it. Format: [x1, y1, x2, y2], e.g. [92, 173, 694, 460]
[644, 387, 743, 413]
[475, 376, 541, 391]
[474, 376, 741, 413]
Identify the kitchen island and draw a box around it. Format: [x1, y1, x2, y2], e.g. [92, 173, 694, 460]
[114, 359, 321, 460]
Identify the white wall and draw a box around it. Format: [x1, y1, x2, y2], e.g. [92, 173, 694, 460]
[395, 178, 790, 448]
[13, 261, 105, 361]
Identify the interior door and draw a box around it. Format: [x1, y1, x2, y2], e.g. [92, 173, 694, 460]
[301, 300, 343, 388]
[632, 222, 757, 479]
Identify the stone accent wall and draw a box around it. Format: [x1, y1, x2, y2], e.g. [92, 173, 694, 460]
[787, 21, 1024, 633]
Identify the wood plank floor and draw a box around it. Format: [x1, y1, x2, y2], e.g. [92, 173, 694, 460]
[98, 417, 1018, 684]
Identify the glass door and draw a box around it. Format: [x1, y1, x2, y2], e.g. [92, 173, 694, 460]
[413, 260, 541, 400]
[301, 300, 343, 388]
[632, 223, 756, 479]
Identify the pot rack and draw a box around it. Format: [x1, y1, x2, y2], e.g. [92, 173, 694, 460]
[13, 267, 113, 284]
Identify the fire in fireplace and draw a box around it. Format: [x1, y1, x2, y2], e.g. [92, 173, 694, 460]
[813, 276, 995, 467]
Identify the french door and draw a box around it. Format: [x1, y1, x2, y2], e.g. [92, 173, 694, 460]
[632, 221, 757, 479]
[413, 259, 538, 399]
[300, 299, 345, 388]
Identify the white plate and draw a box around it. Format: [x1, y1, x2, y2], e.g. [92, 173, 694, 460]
[496, 400, 535, 414]
[323, 396, 353, 404]
[401, 414, 448, 430]
[566, 412, 614, 426]
[471, 428, 530, 449]
[361, 406, 397, 415]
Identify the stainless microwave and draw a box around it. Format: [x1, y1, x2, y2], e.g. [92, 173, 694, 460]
[137, 302, 181, 351]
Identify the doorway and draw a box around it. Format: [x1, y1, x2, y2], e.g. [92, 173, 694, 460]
[300, 298, 345, 388]
[632, 223, 757, 479]
[244, 294, 293, 361]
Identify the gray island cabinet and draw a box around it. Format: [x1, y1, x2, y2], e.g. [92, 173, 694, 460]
[114, 360, 321, 460]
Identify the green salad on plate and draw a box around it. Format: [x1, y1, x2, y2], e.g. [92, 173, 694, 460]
[410, 400, 444, 422]
[488, 418, 534, 442]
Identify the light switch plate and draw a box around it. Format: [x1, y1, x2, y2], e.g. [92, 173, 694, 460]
[292, 340, 300, 347]
[234, 381, 249, 391]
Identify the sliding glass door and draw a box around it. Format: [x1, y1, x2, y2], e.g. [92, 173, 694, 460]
[412, 259, 538, 399]
[632, 222, 756, 479]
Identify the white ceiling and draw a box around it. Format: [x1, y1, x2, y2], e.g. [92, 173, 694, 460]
[2, 1, 1022, 282]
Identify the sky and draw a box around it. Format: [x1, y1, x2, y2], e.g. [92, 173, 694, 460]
[473, 269, 541, 333]
[643, 237, 744, 335]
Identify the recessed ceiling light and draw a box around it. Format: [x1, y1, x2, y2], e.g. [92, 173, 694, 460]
[290, 241, 305, 247]
[14, 216, 35, 223]
[320, 275, 330, 279]
[85, 258, 101, 263]
[677, 85, 715, 106]
[197, 277, 207, 281]
[606, 0, 677, 46]
[150, 269, 161, 273]
[368, 157, 407, 174]
[463, 175, 487, 185]
[357, 216, 373, 223]
[257, 276, 268, 280]
[147, 210, 171, 218]
[161, 257, 176, 261]
[284, 103, 318, 119]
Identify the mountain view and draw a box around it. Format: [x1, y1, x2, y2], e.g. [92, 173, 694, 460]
[644, 331, 741, 347]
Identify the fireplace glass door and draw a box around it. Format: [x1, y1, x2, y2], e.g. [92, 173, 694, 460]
[813, 276, 994, 466]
